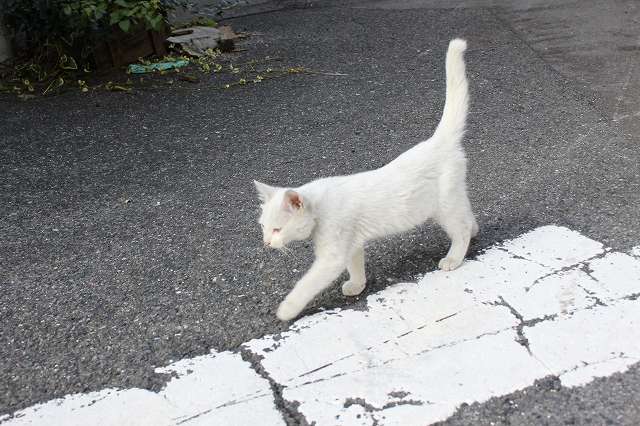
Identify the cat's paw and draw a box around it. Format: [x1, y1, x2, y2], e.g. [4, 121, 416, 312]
[342, 280, 366, 296]
[276, 298, 304, 321]
[438, 257, 463, 271]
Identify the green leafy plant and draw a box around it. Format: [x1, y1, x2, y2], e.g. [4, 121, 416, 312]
[0, 0, 184, 96]
[1, 0, 175, 51]
[60, 0, 167, 33]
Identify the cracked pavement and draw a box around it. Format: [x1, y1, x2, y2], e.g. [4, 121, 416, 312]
[3, 226, 640, 424]
[2, 0, 640, 424]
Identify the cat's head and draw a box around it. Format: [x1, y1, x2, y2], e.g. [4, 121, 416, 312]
[254, 180, 316, 249]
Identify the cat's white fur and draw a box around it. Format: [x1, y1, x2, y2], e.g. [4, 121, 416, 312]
[254, 39, 478, 321]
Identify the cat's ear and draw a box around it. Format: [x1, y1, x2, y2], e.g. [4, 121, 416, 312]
[282, 190, 303, 211]
[254, 180, 277, 203]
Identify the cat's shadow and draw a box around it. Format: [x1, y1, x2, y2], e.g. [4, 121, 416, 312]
[268, 214, 535, 319]
[300, 223, 487, 316]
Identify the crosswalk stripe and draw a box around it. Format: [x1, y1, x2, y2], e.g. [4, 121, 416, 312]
[3, 226, 640, 426]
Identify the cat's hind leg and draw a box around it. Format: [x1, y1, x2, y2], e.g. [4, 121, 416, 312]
[437, 217, 472, 271]
[342, 246, 366, 296]
[436, 199, 475, 271]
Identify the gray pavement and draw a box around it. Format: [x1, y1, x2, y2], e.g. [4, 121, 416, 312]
[1, 0, 639, 424]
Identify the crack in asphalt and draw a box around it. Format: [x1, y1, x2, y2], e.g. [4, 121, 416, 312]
[624, 292, 640, 301]
[491, 296, 532, 353]
[578, 284, 608, 308]
[343, 396, 427, 412]
[557, 353, 640, 377]
[524, 250, 609, 292]
[239, 347, 312, 426]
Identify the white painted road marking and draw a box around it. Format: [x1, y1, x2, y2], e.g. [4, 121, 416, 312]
[1, 352, 282, 426]
[2, 226, 640, 425]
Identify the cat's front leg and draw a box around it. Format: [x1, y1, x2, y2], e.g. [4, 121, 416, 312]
[342, 246, 366, 296]
[277, 257, 346, 321]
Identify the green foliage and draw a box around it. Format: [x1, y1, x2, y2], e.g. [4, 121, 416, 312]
[0, 0, 180, 54]
[0, 0, 184, 96]
[103, 0, 165, 33]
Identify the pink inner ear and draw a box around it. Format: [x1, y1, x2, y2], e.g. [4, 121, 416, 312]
[284, 191, 303, 210]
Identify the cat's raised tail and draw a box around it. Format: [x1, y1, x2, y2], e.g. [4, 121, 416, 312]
[433, 38, 469, 145]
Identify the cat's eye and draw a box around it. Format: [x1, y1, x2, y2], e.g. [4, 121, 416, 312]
[272, 228, 281, 233]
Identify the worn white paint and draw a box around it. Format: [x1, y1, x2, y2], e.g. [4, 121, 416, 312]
[528, 300, 640, 387]
[282, 331, 549, 426]
[3, 226, 640, 426]
[2, 352, 283, 426]
[243, 226, 640, 425]
[588, 252, 640, 299]
[499, 225, 604, 269]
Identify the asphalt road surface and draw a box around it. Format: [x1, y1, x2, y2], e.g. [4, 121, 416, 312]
[1, 0, 639, 424]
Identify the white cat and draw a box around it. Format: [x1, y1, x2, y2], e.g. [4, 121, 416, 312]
[254, 39, 478, 321]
